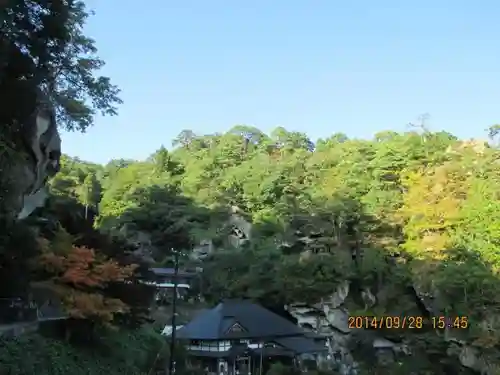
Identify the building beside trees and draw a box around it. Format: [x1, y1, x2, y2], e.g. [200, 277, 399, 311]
[167, 299, 327, 375]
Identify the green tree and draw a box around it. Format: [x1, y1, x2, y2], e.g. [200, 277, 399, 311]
[50, 125, 500, 373]
[150, 146, 184, 177]
[487, 124, 500, 145]
[1, 0, 121, 132]
[172, 129, 197, 148]
[77, 172, 101, 219]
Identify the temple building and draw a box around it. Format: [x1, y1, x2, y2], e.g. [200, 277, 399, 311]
[170, 299, 327, 375]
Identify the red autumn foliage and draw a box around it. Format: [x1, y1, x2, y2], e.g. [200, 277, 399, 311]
[39, 245, 137, 287]
[36, 242, 138, 323]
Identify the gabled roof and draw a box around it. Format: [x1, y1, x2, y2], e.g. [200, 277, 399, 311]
[175, 300, 306, 340]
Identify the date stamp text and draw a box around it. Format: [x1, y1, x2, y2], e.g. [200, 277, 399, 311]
[348, 316, 468, 330]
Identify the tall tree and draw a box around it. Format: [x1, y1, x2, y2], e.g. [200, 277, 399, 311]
[172, 129, 197, 148]
[1, 0, 122, 132]
[77, 172, 100, 219]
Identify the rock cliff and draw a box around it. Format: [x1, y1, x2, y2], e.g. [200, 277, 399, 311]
[1, 90, 61, 220]
[287, 281, 499, 375]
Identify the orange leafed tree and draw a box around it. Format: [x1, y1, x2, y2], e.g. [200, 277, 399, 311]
[36, 239, 137, 325]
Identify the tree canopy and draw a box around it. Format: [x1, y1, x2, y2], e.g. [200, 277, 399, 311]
[1, 2, 500, 373]
[43, 125, 500, 373]
[1, 0, 121, 132]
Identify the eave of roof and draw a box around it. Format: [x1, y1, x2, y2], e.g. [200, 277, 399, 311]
[175, 300, 308, 340]
[150, 268, 196, 277]
[274, 337, 328, 354]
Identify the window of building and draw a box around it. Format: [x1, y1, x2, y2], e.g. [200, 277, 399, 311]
[219, 341, 231, 351]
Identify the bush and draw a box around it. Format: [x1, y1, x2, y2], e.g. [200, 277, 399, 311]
[266, 362, 300, 375]
[0, 326, 166, 375]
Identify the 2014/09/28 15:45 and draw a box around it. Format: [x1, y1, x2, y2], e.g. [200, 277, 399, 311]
[347, 316, 469, 330]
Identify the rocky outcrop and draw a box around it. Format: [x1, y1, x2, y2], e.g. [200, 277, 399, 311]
[191, 206, 252, 261]
[413, 280, 500, 374]
[192, 239, 214, 260]
[1, 91, 61, 220]
[286, 282, 360, 375]
[286, 281, 498, 375]
[228, 205, 252, 247]
[287, 290, 405, 375]
[117, 225, 156, 263]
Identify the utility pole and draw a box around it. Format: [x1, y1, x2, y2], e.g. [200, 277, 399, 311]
[259, 341, 264, 375]
[168, 249, 180, 375]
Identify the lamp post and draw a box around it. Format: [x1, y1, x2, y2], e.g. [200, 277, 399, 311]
[168, 249, 180, 375]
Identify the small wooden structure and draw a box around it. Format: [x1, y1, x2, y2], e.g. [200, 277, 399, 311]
[170, 299, 326, 375]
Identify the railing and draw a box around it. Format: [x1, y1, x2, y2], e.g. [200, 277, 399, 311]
[0, 298, 38, 324]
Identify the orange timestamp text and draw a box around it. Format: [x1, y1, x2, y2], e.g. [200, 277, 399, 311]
[348, 315, 424, 329]
[348, 315, 469, 330]
[432, 316, 468, 329]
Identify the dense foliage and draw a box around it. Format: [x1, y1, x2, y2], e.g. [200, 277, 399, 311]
[1, 0, 121, 132]
[35, 236, 137, 324]
[0, 1, 147, 373]
[38, 125, 500, 373]
[2, 1, 500, 373]
[0, 327, 166, 375]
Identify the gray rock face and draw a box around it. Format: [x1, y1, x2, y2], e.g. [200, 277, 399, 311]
[118, 225, 156, 264]
[286, 282, 360, 375]
[1, 92, 61, 220]
[288, 281, 499, 375]
[286, 282, 415, 375]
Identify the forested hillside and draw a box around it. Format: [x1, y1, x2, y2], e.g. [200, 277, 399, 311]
[46, 125, 500, 374]
[2, 0, 500, 373]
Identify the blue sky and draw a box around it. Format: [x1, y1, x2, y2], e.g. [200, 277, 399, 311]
[62, 0, 500, 164]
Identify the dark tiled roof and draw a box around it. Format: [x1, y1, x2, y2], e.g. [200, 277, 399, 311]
[305, 331, 329, 339]
[37, 304, 67, 321]
[151, 268, 196, 278]
[274, 337, 328, 354]
[175, 300, 306, 340]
